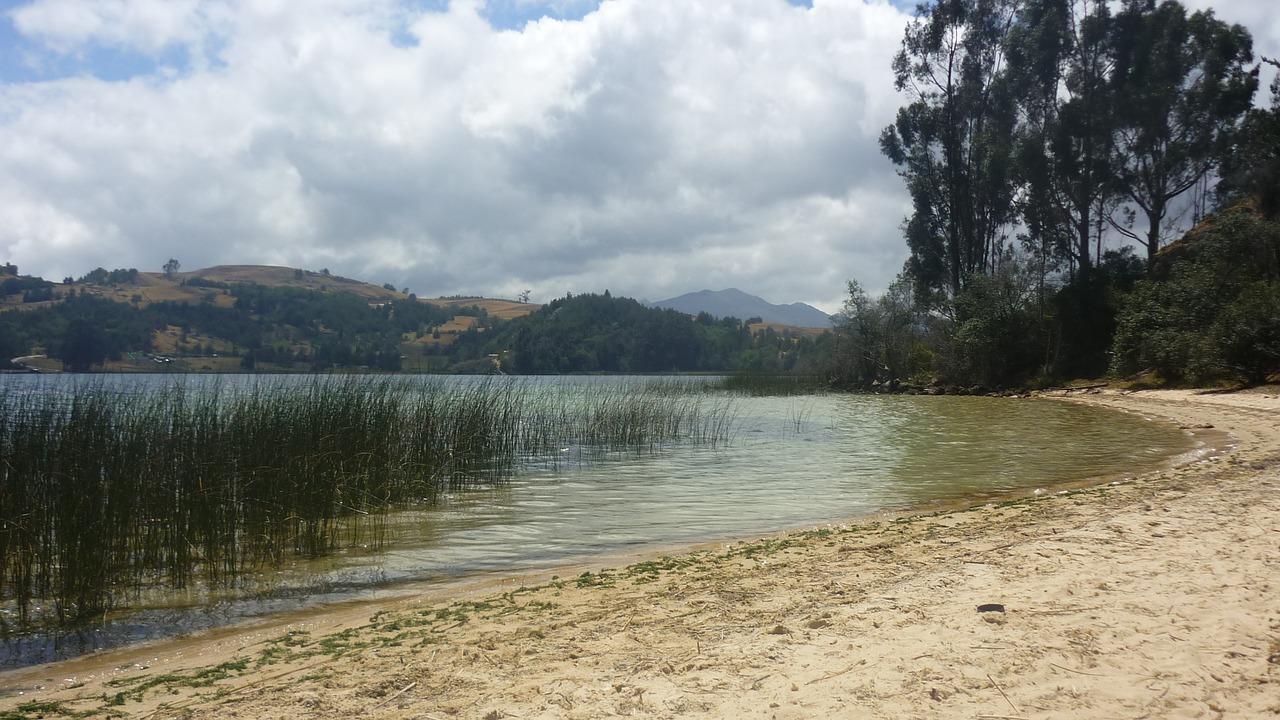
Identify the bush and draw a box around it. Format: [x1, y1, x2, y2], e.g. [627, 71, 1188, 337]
[1112, 204, 1280, 385]
[1213, 282, 1280, 384]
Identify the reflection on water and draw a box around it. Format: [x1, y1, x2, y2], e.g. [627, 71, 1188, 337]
[0, 377, 1195, 667]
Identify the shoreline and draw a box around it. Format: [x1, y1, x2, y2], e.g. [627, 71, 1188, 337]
[2, 388, 1277, 718]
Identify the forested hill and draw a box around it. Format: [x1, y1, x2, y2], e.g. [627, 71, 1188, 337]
[445, 292, 828, 374]
[0, 263, 516, 372]
[0, 265, 828, 374]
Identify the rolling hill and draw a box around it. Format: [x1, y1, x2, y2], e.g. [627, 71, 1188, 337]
[0, 264, 542, 373]
[648, 288, 831, 328]
[1, 264, 830, 374]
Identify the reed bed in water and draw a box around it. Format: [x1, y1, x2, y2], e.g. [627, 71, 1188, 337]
[720, 372, 825, 396]
[0, 376, 735, 628]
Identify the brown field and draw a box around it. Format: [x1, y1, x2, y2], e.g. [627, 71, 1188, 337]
[747, 321, 829, 337]
[425, 296, 541, 320]
[188, 265, 405, 302]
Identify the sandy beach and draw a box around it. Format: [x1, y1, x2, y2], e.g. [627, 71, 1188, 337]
[2, 388, 1278, 719]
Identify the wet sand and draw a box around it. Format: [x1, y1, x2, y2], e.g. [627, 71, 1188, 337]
[2, 388, 1278, 718]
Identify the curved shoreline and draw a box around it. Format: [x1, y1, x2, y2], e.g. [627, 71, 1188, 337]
[2, 388, 1278, 718]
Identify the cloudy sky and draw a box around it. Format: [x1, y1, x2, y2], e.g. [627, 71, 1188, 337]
[1, 0, 1277, 313]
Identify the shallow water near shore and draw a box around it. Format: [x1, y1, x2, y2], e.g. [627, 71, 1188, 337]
[0, 375, 1196, 667]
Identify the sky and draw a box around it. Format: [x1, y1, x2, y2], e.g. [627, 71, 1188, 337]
[1, 0, 1277, 314]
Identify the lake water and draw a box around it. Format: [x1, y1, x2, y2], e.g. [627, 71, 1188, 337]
[0, 374, 1197, 666]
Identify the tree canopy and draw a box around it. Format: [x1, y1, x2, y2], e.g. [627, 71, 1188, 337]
[850, 0, 1273, 389]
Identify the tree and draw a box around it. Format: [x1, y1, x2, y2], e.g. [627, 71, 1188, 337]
[1217, 56, 1280, 220]
[881, 0, 1022, 302]
[831, 277, 926, 387]
[60, 318, 108, 372]
[1107, 1, 1257, 263]
[951, 254, 1047, 385]
[1007, 0, 1118, 276]
[832, 280, 880, 386]
[163, 258, 181, 278]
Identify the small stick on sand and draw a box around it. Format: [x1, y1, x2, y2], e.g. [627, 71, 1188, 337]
[988, 673, 1020, 714]
[805, 660, 870, 685]
[375, 681, 418, 709]
[1050, 662, 1107, 677]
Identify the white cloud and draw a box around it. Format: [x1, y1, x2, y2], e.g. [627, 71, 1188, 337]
[5, 0, 1273, 314]
[0, 0, 917, 312]
[10, 0, 215, 54]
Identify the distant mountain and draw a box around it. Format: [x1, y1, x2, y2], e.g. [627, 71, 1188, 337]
[648, 288, 831, 328]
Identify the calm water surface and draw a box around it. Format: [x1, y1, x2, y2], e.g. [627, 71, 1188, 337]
[0, 374, 1195, 666]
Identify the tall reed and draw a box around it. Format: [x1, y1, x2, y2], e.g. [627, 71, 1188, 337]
[720, 372, 825, 396]
[0, 376, 736, 630]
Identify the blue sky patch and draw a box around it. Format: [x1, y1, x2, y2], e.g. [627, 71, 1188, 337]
[0, 10, 198, 83]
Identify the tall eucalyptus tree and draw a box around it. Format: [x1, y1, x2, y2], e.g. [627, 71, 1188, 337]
[1006, 0, 1116, 277]
[1216, 56, 1280, 220]
[875, 0, 1262, 385]
[1107, 0, 1257, 263]
[880, 0, 1022, 304]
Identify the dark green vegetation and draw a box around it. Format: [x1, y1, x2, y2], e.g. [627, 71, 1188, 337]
[0, 275, 482, 373]
[447, 293, 827, 374]
[0, 268, 824, 375]
[1112, 205, 1280, 384]
[0, 376, 735, 630]
[839, 0, 1280, 389]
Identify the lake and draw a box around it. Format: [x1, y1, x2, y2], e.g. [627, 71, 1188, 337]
[0, 374, 1196, 666]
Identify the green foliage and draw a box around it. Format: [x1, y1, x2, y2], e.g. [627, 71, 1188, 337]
[0, 293, 162, 370]
[880, 0, 1020, 300]
[220, 284, 482, 370]
[59, 318, 109, 372]
[872, 0, 1265, 388]
[833, 244, 1148, 389]
[183, 276, 229, 290]
[951, 262, 1044, 386]
[1112, 206, 1280, 384]
[448, 292, 826, 375]
[1050, 248, 1147, 379]
[2, 266, 828, 375]
[1212, 281, 1280, 384]
[884, 0, 1257, 291]
[1217, 59, 1280, 219]
[829, 278, 928, 388]
[0, 278, 486, 372]
[76, 267, 139, 286]
[1, 275, 53, 298]
[1107, 1, 1257, 260]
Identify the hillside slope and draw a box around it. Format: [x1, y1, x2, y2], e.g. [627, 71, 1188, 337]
[1, 264, 541, 373]
[649, 288, 831, 328]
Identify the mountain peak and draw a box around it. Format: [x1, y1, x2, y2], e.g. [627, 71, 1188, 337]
[648, 289, 831, 328]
